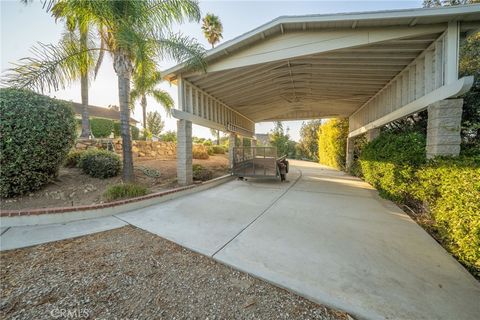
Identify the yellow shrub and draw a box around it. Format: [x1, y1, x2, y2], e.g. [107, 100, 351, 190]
[317, 118, 348, 169]
[193, 144, 209, 159]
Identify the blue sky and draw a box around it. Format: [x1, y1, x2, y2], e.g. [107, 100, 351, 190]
[1, 0, 423, 141]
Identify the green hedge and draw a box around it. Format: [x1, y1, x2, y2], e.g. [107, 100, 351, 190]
[131, 126, 140, 140]
[317, 118, 348, 169]
[356, 131, 479, 274]
[90, 118, 114, 138]
[414, 157, 480, 272]
[359, 131, 426, 202]
[0, 88, 76, 197]
[113, 121, 121, 138]
[113, 122, 140, 140]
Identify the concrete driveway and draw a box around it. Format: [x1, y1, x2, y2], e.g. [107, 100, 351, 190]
[118, 160, 480, 320]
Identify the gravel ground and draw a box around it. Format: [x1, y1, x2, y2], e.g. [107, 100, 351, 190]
[1, 226, 350, 320]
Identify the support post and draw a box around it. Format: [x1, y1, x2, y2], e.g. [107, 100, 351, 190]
[426, 99, 463, 159]
[228, 132, 237, 169]
[366, 128, 380, 142]
[346, 137, 354, 170]
[177, 119, 192, 185]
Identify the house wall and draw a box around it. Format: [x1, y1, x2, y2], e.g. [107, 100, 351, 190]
[74, 139, 176, 159]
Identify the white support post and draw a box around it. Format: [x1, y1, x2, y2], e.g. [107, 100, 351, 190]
[426, 99, 463, 159]
[177, 77, 185, 111]
[445, 21, 459, 84]
[177, 119, 193, 185]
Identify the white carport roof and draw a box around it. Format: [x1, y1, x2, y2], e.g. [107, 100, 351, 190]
[163, 5, 480, 123]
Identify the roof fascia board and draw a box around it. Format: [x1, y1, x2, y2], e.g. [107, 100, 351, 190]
[162, 5, 480, 79]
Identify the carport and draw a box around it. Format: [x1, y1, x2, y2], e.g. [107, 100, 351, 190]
[162, 5, 480, 185]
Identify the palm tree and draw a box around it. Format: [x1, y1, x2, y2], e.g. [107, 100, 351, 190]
[130, 69, 174, 137]
[201, 13, 223, 48]
[4, 0, 206, 182]
[20, 0, 103, 138]
[55, 13, 104, 139]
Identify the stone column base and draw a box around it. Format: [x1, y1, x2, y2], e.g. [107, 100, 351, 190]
[228, 132, 237, 169]
[427, 99, 463, 159]
[346, 137, 354, 169]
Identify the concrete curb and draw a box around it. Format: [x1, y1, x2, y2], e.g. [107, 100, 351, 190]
[0, 175, 234, 227]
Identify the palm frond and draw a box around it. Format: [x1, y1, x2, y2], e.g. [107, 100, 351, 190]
[130, 88, 140, 109]
[94, 27, 106, 78]
[156, 33, 206, 71]
[147, 0, 201, 28]
[2, 41, 102, 93]
[151, 89, 174, 115]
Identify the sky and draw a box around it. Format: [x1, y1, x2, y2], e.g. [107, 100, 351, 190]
[1, 0, 424, 141]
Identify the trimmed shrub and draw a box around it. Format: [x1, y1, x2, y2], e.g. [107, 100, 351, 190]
[0, 88, 76, 197]
[193, 144, 209, 159]
[104, 183, 148, 201]
[64, 150, 85, 168]
[359, 131, 426, 202]
[317, 118, 349, 170]
[137, 165, 161, 178]
[414, 157, 480, 273]
[78, 149, 121, 178]
[203, 140, 213, 146]
[211, 145, 225, 154]
[193, 164, 213, 181]
[131, 126, 140, 140]
[206, 146, 214, 156]
[90, 118, 114, 138]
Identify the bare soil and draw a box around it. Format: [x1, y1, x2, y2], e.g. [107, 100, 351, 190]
[0, 226, 350, 320]
[0, 155, 228, 211]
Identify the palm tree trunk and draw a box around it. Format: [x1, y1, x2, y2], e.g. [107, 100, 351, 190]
[114, 50, 134, 182]
[79, 31, 90, 139]
[141, 95, 147, 134]
[79, 75, 90, 138]
[216, 130, 220, 145]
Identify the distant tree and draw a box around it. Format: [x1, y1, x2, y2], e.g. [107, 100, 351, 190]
[160, 130, 177, 142]
[210, 128, 221, 145]
[146, 111, 164, 137]
[269, 122, 297, 158]
[298, 120, 322, 161]
[201, 13, 223, 48]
